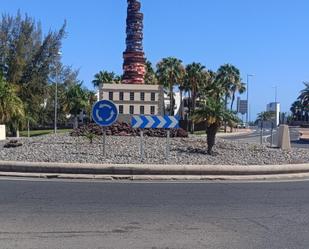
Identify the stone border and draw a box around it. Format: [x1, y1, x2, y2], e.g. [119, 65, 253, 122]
[0, 161, 308, 176]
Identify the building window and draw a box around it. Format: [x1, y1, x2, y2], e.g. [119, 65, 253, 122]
[150, 106, 155, 115]
[140, 106, 144, 115]
[151, 92, 156, 101]
[109, 92, 113, 100]
[129, 105, 134, 114]
[119, 105, 124, 114]
[140, 92, 145, 101]
[130, 92, 134, 101]
[119, 92, 124, 101]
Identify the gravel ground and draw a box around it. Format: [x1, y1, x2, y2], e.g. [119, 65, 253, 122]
[0, 133, 308, 165]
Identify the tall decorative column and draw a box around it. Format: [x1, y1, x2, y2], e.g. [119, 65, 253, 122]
[122, 0, 146, 84]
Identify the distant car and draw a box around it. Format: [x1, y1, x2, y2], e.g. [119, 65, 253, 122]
[237, 123, 247, 129]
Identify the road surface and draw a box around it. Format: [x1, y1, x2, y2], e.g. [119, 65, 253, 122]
[224, 127, 309, 149]
[1, 178, 309, 249]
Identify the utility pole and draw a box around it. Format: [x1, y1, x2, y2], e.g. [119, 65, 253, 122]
[246, 74, 254, 124]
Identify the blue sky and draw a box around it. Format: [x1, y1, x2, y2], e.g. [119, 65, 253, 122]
[2, 0, 309, 120]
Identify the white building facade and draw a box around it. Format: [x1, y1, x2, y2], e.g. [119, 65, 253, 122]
[266, 102, 280, 126]
[99, 84, 165, 122]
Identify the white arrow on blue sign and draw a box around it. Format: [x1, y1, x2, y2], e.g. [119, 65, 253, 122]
[131, 115, 179, 129]
[92, 100, 118, 127]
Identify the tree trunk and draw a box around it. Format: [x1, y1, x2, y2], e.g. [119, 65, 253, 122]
[188, 90, 192, 117]
[179, 90, 183, 119]
[206, 123, 219, 155]
[191, 90, 196, 134]
[224, 94, 228, 110]
[224, 94, 228, 133]
[27, 119, 30, 138]
[230, 92, 235, 111]
[73, 115, 78, 129]
[170, 84, 174, 116]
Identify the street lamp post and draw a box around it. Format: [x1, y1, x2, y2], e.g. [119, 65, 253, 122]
[246, 74, 254, 124]
[54, 51, 62, 134]
[54, 75, 58, 134]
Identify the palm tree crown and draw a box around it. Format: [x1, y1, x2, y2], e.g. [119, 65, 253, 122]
[62, 83, 89, 128]
[299, 82, 309, 107]
[92, 71, 120, 88]
[156, 57, 185, 115]
[184, 62, 206, 113]
[256, 111, 275, 122]
[216, 64, 242, 110]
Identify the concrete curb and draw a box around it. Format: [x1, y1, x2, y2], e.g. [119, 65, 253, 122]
[1, 172, 309, 182]
[0, 161, 309, 176]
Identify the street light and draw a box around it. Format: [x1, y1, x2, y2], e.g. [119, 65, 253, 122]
[54, 51, 62, 134]
[246, 74, 254, 124]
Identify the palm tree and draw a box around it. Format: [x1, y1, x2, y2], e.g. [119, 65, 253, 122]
[216, 64, 242, 132]
[62, 83, 89, 129]
[298, 82, 309, 121]
[201, 70, 225, 101]
[192, 98, 239, 155]
[290, 100, 303, 121]
[299, 82, 309, 104]
[92, 70, 119, 88]
[85, 90, 97, 122]
[184, 63, 206, 114]
[230, 82, 246, 111]
[144, 60, 158, 85]
[0, 76, 25, 134]
[156, 57, 185, 115]
[216, 64, 242, 110]
[256, 111, 275, 127]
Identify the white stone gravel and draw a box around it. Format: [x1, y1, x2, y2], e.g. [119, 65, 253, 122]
[0, 133, 308, 165]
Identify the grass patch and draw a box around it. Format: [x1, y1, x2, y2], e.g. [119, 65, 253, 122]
[193, 129, 226, 136]
[193, 130, 207, 136]
[20, 129, 72, 137]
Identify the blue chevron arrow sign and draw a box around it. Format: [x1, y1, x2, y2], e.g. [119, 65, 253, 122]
[131, 115, 179, 129]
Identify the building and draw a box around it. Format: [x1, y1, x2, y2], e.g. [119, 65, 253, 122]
[98, 0, 165, 120]
[266, 102, 280, 126]
[99, 83, 165, 121]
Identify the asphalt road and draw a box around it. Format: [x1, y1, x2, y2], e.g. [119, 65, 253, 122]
[224, 127, 309, 149]
[1, 179, 309, 249]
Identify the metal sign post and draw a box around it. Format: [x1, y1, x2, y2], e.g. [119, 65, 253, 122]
[92, 100, 119, 158]
[102, 127, 106, 157]
[131, 115, 179, 161]
[260, 122, 264, 145]
[166, 130, 170, 160]
[270, 122, 274, 147]
[140, 130, 144, 161]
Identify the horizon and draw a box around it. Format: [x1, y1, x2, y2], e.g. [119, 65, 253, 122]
[2, 0, 308, 120]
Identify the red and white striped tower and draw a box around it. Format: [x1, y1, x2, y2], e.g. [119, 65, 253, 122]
[122, 0, 146, 84]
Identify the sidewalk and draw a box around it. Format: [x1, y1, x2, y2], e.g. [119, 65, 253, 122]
[217, 129, 253, 137]
[0, 160, 308, 181]
[192, 129, 253, 138]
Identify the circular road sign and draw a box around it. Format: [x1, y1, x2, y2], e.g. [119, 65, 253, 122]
[92, 100, 119, 127]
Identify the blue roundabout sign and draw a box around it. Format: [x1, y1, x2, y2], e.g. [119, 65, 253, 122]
[92, 100, 118, 127]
